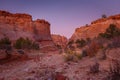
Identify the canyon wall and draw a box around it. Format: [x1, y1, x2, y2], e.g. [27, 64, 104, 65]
[0, 10, 55, 50]
[70, 14, 120, 41]
[0, 10, 52, 41]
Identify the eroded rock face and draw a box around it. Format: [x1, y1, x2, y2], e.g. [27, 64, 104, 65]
[0, 10, 55, 51]
[33, 19, 51, 41]
[0, 10, 52, 41]
[0, 10, 32, 28]
[70, 14, 120, 41]
[52, 34, 68, 48]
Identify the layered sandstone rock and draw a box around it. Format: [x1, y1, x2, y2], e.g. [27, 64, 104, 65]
[0, 11, 51, 41]
[33, 19, 51, 41]
[0, 10, 54, 50]
[70, 14, 120, 41]
[52, 34, 68, 48]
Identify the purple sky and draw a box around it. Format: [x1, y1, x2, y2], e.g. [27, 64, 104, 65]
[0, 0, 120, 38]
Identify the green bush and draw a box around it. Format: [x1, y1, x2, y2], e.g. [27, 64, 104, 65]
[31, 42, 40, 50]
[0, 37, 11, 45]
[64, 54, 74, 62]
[75, 39, 86, 48]
[99, 24, 120, 39]
[56, 44, 62, 49]
[0, 37, 12, 57]
[14, 37, 39, 50]
[68, 40, 74, 45]
[81, 50, 87, 57]
[67, 40, 75, 50]
[0, 37, 11, 49]
[86, 37, 91, 42]
[75, 53, 82, 60]
[64, 49, 82, 62]
[102, 14, 107, 18]
[14, 37, 28, 49]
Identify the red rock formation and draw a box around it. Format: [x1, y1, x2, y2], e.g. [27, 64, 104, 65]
[91, 14, 120, 24]
[0, 10, 52, 40]
[70, 14, 120, 41]
[33, 19, 51, 41]
[0, 10, 55, 50]
[52, 34, 68, 48]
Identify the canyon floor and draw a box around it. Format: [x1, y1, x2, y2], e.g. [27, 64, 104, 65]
[0, 50, 111, 80]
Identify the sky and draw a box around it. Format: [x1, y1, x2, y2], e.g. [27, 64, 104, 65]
[0, 0, 120, 38]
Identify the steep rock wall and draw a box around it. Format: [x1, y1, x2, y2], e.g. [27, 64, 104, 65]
[0, 10, 52, 41]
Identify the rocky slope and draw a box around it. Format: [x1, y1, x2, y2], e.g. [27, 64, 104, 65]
[51, 34, 68, 48]
[70, 14, 120, 41]
[0, 10, 55, 49]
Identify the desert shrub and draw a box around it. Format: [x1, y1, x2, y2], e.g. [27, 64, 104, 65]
[64, 54, 74, 62]
[106, 60, 120, 80]
[68, 40, 74, 45]
[64, 50, 75, 62]
[66, 49, 74, 54]
[14, 37, 39, 50]
[67, 40, 75, 50]
[14, 37, 30, 49]
[86, 41, 101, 57]
[81, 49, 87, 57]
[89, 62, 99, 73]
[0, 37, 12, 57]
[75, 53, 82, 60]
[85, 24, 89, 27]
[86, 37, 91, 43]
[0, 37, 11, 49]
[99, 24, 120, 39]
[75, 39, 86, 48]
[55, 44, 62, 49]
[64, 49, 82, 62]
[31, 42, 40, 50]
[102, 14, 107, 18]
[64, 53, 82, 62]
[0, 37, 11, 46]
[68, 45, 75, 50]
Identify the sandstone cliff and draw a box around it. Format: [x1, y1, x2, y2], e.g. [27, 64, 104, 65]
[52, 34, 68, 48]
[70, 14, 120, 41]
[0, 10, 54, 50]
[0, 10, 52, 41]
